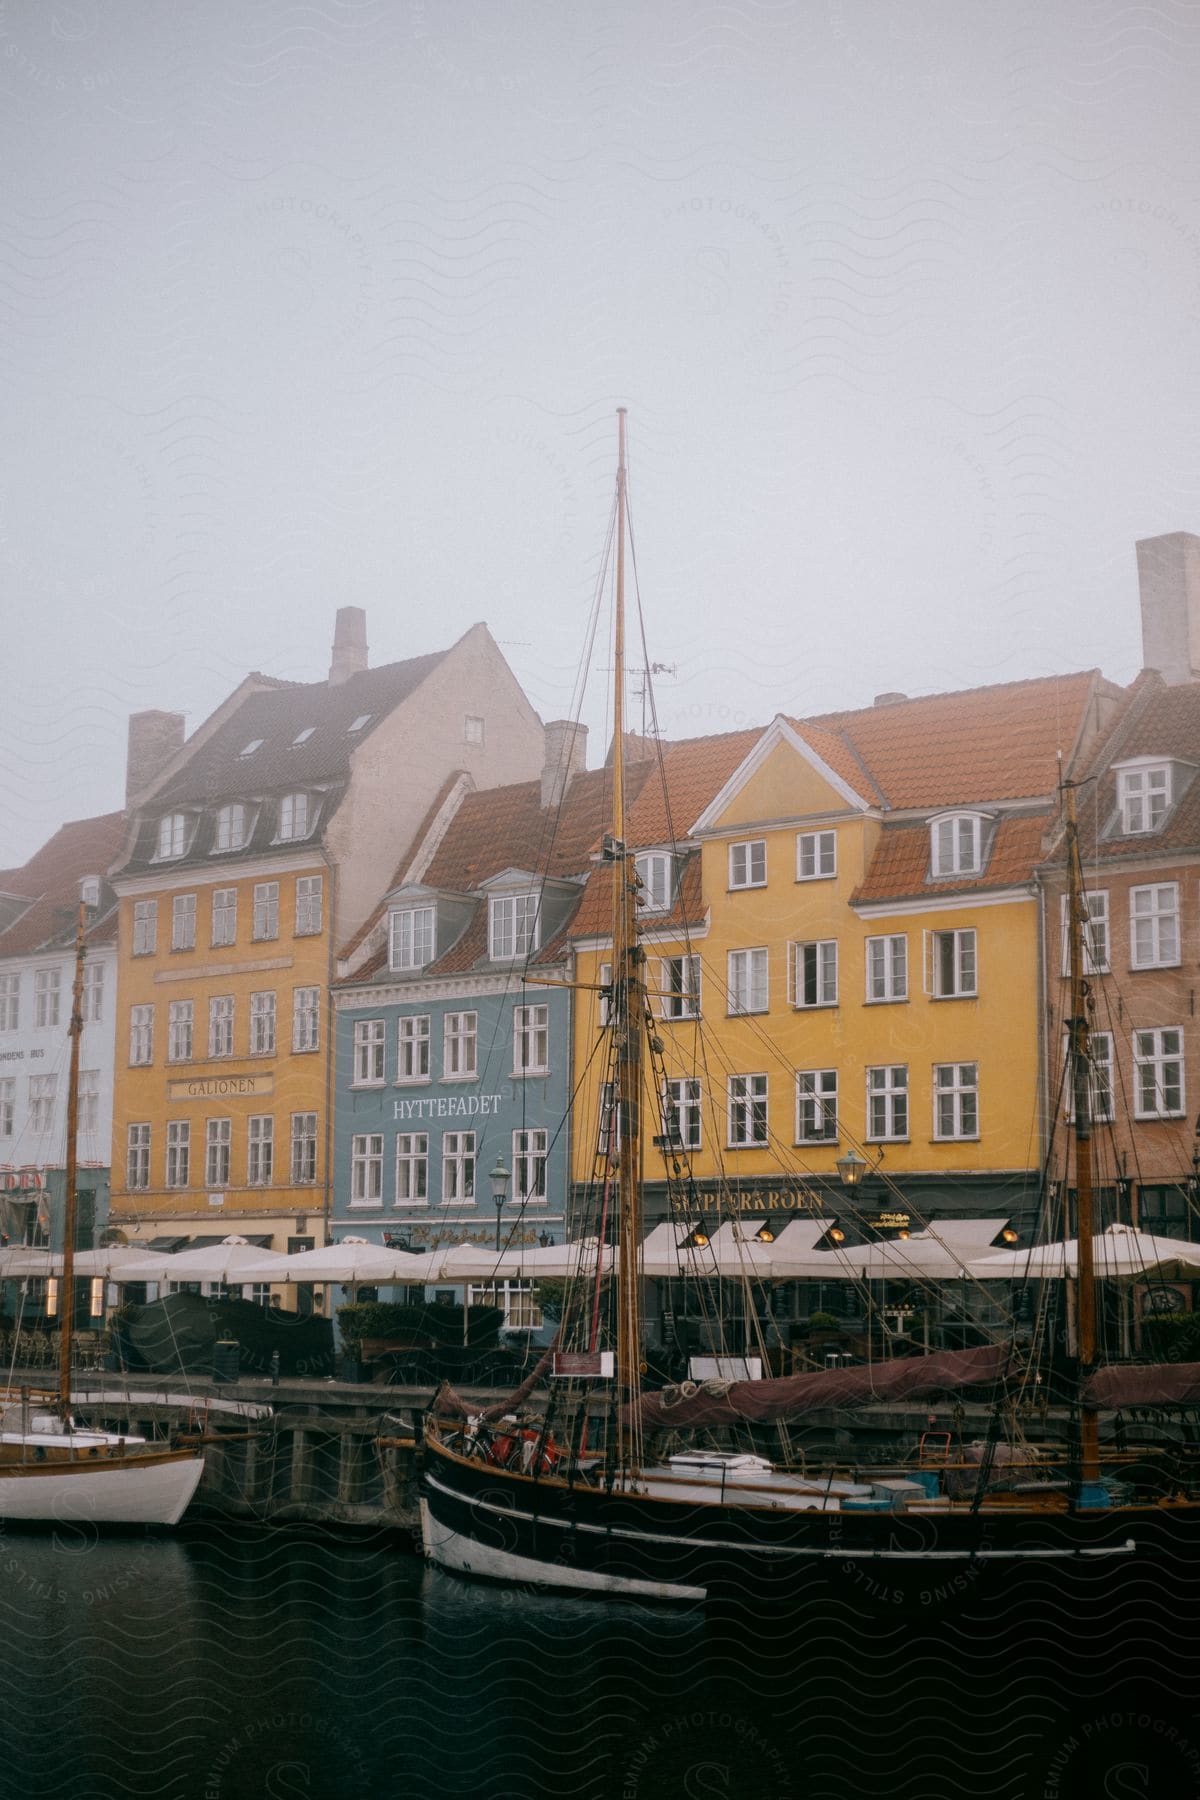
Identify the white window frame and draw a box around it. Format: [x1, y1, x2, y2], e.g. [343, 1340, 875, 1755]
[927, 928, 977, 998]
[662, 1077, 701, 1151]
[468, 1280, 543, 1330]
[796, 830, 836, 881]
[1118, 762, 1171, 835]
[1064, 1030, 1114, 1125]
[0, 1076, 14, 1138]
[292, 986, 320, 1054]
[1060, 890, 1110, 975]
[84, 962, 104, 1023]
[126, 1122, 151, 1190]
[728, 839, 766, 890]
[866, 934, 907, 1003]
[132, 900, 157, 956]
[867, 1065, 908, 1141]
[933, 1062, 979, 1140]
[350, 1133, 384, 1205]
[390, 905, 435, 972]
[659, 954, 700, 1020]
[277, 792, 309, 842]
[441, 1131, 476, 1205]
[788, 939, 838, 1009]
[727, 947, 768, 1016]
[443, 1011, 477, 1078]
[353, 1018, 386, 1085]
[171, 893, 196, 952]
[247, 1115, 274, 1186]
[156, 813, 187, 860]
[165, 1119, 190, 1188]
[214, 804, 247, 852]
[489, 892, 540, 961]
[1133, 1028, 1185, 1119]
[167, 999, 194, 1063]
[513, 1128, 548, 1202]
[0, 974, 18, 1031]
[205, 1116, 232, 1187]
[209, 888, 236, 948]
[78, 1069, 99, 1135]
[249, 990, 276, 1056]
[728, 1073, 768, 1147]
[513, 1003, 549, 1075]
[463, 714, 485, 746]
[33, 967, 60, 1029]
[1129, 884, 1180, 970]
[930, 813, 984, 878]
[252, 881, 279, 941]
[397, 1015, 431, 1083]
[291, 1112, 317, 1185]
[394, 1133, 429, 1206]
[28, 1074, 56, 1134]
[635, 852, 672, 913]
[129, 1003, 154, 1066]
[209, 995, 234, 1059]
[795, 1069, 838, 1144]
[295, 876, 323, 937]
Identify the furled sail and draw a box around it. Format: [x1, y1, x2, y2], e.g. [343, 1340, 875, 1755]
[1084, 1363, 1200, 1409]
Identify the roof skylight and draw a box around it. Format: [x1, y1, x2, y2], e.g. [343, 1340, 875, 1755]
[292, 727, 316, 746]
[348, 714, 372, 734]
[240, 738, 264, 757]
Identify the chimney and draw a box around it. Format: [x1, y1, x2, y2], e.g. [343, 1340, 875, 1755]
[126, 710, 185, 806]
[329, 607, 368, 685]
[1136, 532, 1200, 684]
[541, 719, 588, 811]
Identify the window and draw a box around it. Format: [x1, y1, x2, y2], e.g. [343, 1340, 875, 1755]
[252, 882, 279, 941]
[468, 1281, 543, 1330]
[29, 1074, 56, 1133]
[464, 714, 484, 746]
[171, 893, 196, 951]
[728, 1074, 768, 1146]
[292, 987, 319, 1053]
[278, 792, 309, 841]
[1130, 884, 1180, 969]
[132, 900, 157, 956]
[156, 813, 187, 859]
[34, 968, 60, 1029]
[489, 893, 540, 961]
[354, 1019, 386, 1085]
[662, 1078, 701, 1151]
[240, 738, 264, 757]
[513, 1128, 548, 1201]
[729, 840, 766, 889]
[295, 876, 323, 936]
[727, 948, 768, 1015]
[206, 1117, 232, 1187]
[168, 999, 194, 1063]
[1118, 763, 1171, 834]
[350, 1133, 383, 1204]
[247, 1115, 274, 1185]
[0, 1077, 13, 1138]
[84, 961, 104, 1022]
[635, 852, 672, 913]
[1064, 1030, 1114, 1124]
[127, 1122, 150, 1190]
[291, 1112, 317, 1185]
[292, 726, 315, 746]
[395, 1134, 429, 1205]
[660, 954, 700, 1020]
[1060, 891, 1110, 975]
[398, 1015, 431, 1082]
[930, 813, 984, 878]
[129, 1004, 154, 1065]
[348, 713, 371, 734]
[867, 1065, 908, 1140]
[789, 939, 838, 1008]
[209, 995, 234, 1059]
[249, 990, 276, 1056]
[211, 888, 237, 948]
[513, 1004, 549, 1075]
[214, 804, 247, 852]
[866, 934, 907, 1003]
[0, 974, 18, 1031]
[441, 1132, 475, 1204]
[796, 1069, 837, 1143]
[934, 1062, 979, 1139]
[166, 1120, 190, 1187]
[929, 928, 977, 998]
[796, 830, 836, 880]
[1134, 1029, 1185, 1119]
[444, 1012, 477, 1078]
[390, 905, 434, 971]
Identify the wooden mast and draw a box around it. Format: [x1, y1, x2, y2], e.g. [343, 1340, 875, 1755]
[57, 899, 87, 1420]
[1063, 780, 1101, 1495]
[611, 407, 645, 1476]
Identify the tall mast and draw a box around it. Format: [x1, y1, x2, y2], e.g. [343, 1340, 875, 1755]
[1063, 781, 1101, 1495]
[57, 899, 87, 1418]
[611, 407, 645, 1474]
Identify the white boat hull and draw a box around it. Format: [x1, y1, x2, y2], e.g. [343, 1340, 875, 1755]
[0, 1452, 205, 1526]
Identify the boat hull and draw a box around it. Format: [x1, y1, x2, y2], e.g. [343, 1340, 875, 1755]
[420, 1428, 1200, 1603]
[0, 1450, 205, 1527]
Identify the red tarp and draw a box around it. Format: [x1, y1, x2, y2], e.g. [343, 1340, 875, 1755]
[627, 1343, 1013, 1430]
[1084, 1363, 1200, 1409]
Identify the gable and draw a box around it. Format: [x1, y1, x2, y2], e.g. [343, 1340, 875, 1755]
[698, 727, 867, 833]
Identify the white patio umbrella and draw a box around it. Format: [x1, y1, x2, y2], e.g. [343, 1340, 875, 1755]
[967, 1222, 1200, 1281]
[0, 1245, 154, 1279]
[235, 1239, 422, 1284]
[113, 1236, 289, 1285]
[838, 1220, 1015, 1282]
[420, 1238, 614, 1282]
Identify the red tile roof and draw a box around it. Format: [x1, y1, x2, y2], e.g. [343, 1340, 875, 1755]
[0, 813, 125, 958]
[1068, 673, 1200, 863]
[852, 811, 1052, 905]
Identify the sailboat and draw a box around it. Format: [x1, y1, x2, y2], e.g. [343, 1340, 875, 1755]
[0, 899, 205, 1526]
[419, 412, 1200, 1601]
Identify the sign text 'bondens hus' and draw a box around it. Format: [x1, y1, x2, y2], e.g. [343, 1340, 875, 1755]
[393, 1093, 503, 1121]
[168, 1074, 275, 1101]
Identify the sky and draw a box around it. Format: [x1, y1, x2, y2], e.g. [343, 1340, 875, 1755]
[3, 1, 1200, 865]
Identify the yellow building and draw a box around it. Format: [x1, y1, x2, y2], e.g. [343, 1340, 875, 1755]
[108, 612, 543, 1255]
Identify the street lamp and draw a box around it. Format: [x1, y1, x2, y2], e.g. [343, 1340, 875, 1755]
[490, 1156, 511, 1253]
[835, 1148, 867, 1188]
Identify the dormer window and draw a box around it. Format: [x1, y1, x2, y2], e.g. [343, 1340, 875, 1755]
[635, 852, 672, 913]
[930, 812, 985, 879]
[489, 892, 540, 961]
[156, 813, 188, 860]
[390, 905, 435, 972]
[277, 793, 310, 842]
[1117, 761, 1171, 834]
[213, 803, 247, 853]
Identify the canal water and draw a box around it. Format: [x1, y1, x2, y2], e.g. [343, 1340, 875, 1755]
[0, 1521, 1196, 1800]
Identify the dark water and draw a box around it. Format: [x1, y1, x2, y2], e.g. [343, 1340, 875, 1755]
[0, 1521, 1197, 1800]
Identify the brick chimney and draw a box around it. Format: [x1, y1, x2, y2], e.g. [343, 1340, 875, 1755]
[541, 720, 588, 811]
[329, 607, 368, 685]
[1136, 531, 1200, 684]
[125, 710, 185, 806]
